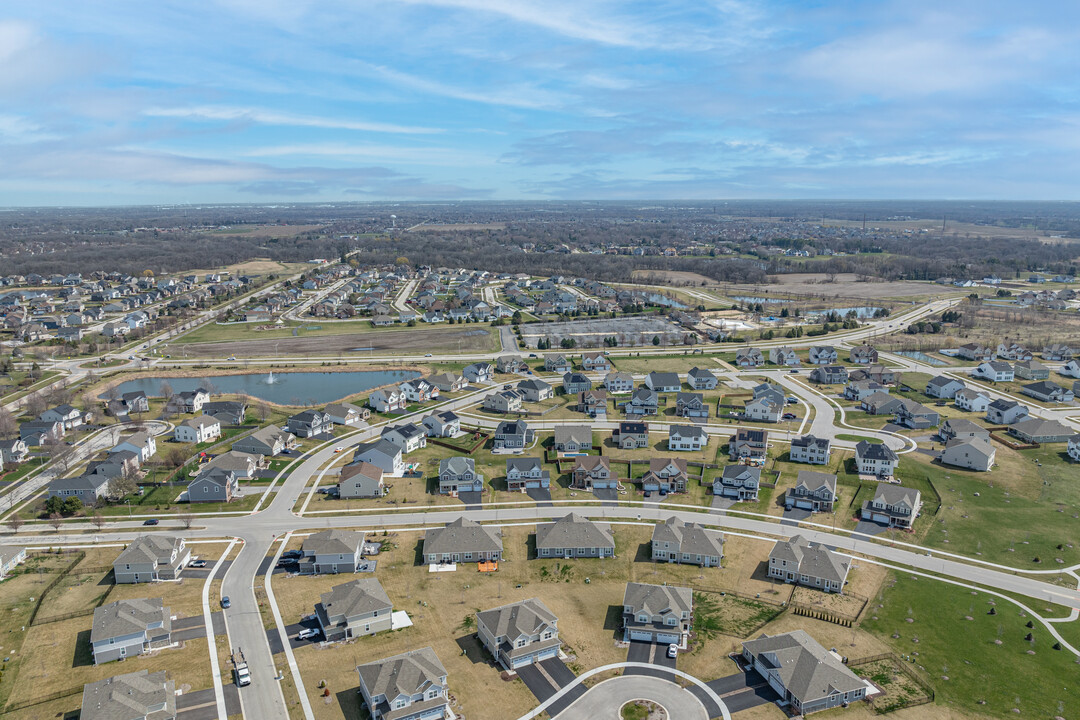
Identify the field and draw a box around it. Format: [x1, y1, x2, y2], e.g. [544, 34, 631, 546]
[877, 302, 1080, 351]
[206, 224, 324, 238]
[517, 316, 687, 349]
[408, 222, 507, 231]
[168, 324, 500, 358]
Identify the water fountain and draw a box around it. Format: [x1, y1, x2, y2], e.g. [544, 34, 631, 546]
[266, 370, 276, 385]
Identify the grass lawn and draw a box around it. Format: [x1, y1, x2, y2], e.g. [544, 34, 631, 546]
[607, 355, 715, 375]
[861, 572, 1080, 719]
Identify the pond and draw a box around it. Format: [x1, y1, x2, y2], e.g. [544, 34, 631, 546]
[641, 292, 689, 309]
[894, 350, 949, 366]
[101, 370, 420, 406]
[807, 306, 885, 319]
[730, 295, 787, 305]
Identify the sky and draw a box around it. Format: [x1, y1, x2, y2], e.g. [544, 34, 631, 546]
[0, 0, 1078, 205]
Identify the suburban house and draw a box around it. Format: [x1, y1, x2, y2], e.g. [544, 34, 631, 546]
[651, 517, 724, 567]
[166, 388, 210, 414]
[91, 598, 172, 664]
[741, 631, 866, 714]
[400, 378, 439, 403]
[493, 420, 531, 449]
[286, 410, 333, 438]
[676, 392, 709, 418]
[351, 440, 405, 476]
[300, 529, 365, 575]
[1021, 381, 1074, 403]
[940, 437, 996, 471]
[861, 391, 902, 416]
[809, 366, 848, 385]
[496, 355, 528, 374]
[422, 518, 503, 565]
[1060, 359, 1080, 378]
[422, 411, 461, 438]
[232, 426, 295, 456]
[381, 423, 428, 454]
[48, 474, 111, 504]
[0, 438, 29, 465]
[855, 441, 899, 478]
[744, 395, 781, 423]
[769, 346, 800, 366]
[581, 352, 611, 371]
[0, 546, 27, 580]
[939, 418, 990, 442]
[316, 578, 393, 641]
[849, 365, 900, 385]
[577, 389, 608, 417]
[622, 582, 693, 644]
[369, 388, 406, 414]
[544, 354, 571, 373]
[80, 670, 176, 720]
[768, 536, 850, 593]
[974, 360, 1014, 383]
[925, 376, 965, 399]
[958, 343, 994, 362]
[714, 465, 760, 502]
[534, 513, 614, 558]
[1043, 343, 1074, 361]
[612, 421, 649, 449]
[554, 425, 593, 453]
[668, 424, 707, 451]
[687, 367, 718, 389]
[785, 471, 837, 512]
[356, 647, 449, 720]
[997, 342, 1033, 361]
[640, 457, 689, 494]
[1068, 435, 1080, 462]
[986, 398, 1029, 425]
[173, 415, 221, 444]
[645, 371, 681, 392]
[325, 402, 369, 426]
[187, 467, 239, 503]
[438, 457, 484, 495]
[849, 344, 878, 364]
[789, 435, 831, 465]
[505, 457, 550, 491]
[597, 372, 633, 396]
[1014, 360, 1050, 381]
[202, 400, 247, 426]
[338, 461, 385, 499]
[427, 372, 467, 393]
[1008, 417, 1075, 443]
[39, 403, 86, 430]
[808, 346, 838, 365]
[517, 378, 554, 402]
[562, 372, 592, 394]
[730, 428, 768, 461]
[861, 485, 922, 529]
[571, 456, 614, 490]
[464, 362, 495, 383]
[844, 380, 886, 402]
[113, 536, 190, 584]
[735, 347, 765, 367]
[893, 398, 941, 429]
[477, 598, 561, 670]
[625, 387, 659, 416]
[484, 389, 523, 414]
[954, 388, 991, 413]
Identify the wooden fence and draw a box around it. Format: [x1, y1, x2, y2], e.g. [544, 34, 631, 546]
[848, 652, 936, 714]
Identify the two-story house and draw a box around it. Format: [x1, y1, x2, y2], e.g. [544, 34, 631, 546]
[809, 365, 848, 385]
[625, 387, 659, 417]
[954, 388, 991, 413]
[861, 484, 922, 529]
[676, 392, 709, 418]
[113, 536, 190, 584]
[516, 378, 553, 402]
[854, 441, 899, 478]
[785, 471, 837, 512]
[622, 582, 693, 644]
[493, 420, 531, 450]
[729, 428, 768, 461]
[505, 457, 550, 491]
[438, 457, 484, 495]
[735, 347, 765, 367]
[571, 456, 614, 490]
[849, 344, 878, 364]
[668, 425, 707, 451]
[338, 461, 385, 499]
[769, 346, 800, 366]
[91, 598, 172, 664]
[477, 598, 561, 670]
[924, 376, 966, 399]
[369, 388, 407, 414]
[687, 367, 717, 390]
[187, 467, 239, 503]
[651, 517, 724, 568]
[286, 410, 333, 438]
[356, 647, 449, 720]
[807, 346, 838, 365]
[422, 411, 460, 438]
[316, 578, 393, 641]
[612, 421, 649, 449]
[381, 423, 427, 454]
[562, 372, 592, 394]
[484, 389, 523, 414]
[714, 465, 760, 502]
[300, 529, 365, 574]
[173, 415, 220, 444]
[788, 435, 830, 465]
[768, 536, 850, 593]
[581, 352, 611, 372]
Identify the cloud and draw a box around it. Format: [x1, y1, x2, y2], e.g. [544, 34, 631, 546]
[241, 143, 492, 166]
[142, 106, 441, 134]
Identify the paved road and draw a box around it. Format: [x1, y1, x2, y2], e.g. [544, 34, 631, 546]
[557, 675, 708, 720]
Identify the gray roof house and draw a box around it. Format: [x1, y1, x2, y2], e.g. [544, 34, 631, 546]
[954, 388, 991, 412]
[730, 428, 768, 461]
[286, 410, 333, 438]
[544, 354, 571, 372]
[493, 419, 531, 449]
[808, 346, 838, 365]
[187, 467, 239, 503]
[505, 457, 550, 491]
[422, 411, 460, 438]
[1008, 417, 1075, 443]
[809, 365, 849, 385]
[0, 545, 27, 580]
[893, 398, 940, 429]
[714, 465, 760, 501]
[113, 536, 190, 584]
[925, 376, 966, 399]
[232, 426, 295, 457]
[986, 398, 1029, 425]
[81, 670, 176, 720]
[48, 473, 111, 503]
[855, 441, 899, 478]
[517, 377, 554, 402]
[535, 513, 614, 558]
[789, 435, 830, 465]
[940, 437, 996, 472]
[1021, 380, 1074, 403]
[438, 456, 484, 495]
[741, 631, 866, 714]
[316, 578, 393, 641]
[325, 402, 369, 426]
[202, 400, 248, 425]
[613, 420, 649, 449]
[422, 518, 503, 565]
[622, 582, 693, 643]
[651, 517, 724, 567]
[91, 598, 172, 665]
[625, 387, 658, 417]
[939, 418, 990, 442]
[676, 392, 709, 418]
[300, 529, 366, 575]
[554, 425, 592, 453]
[427, 371, 467, 393]
[562, 372, 592, 394]
[338, 461, 385, 499]
[641, 457, 689, 494]
[351, 440, 405, 476]
[477, 598, 561, 670]
[687, 367, 718, 389]
[785, 471, 837, 512]
[356, 647, 448, 720]
[668, 424, 707, 451]
[571, 456, 614, 491]
[861, 485, 922, 529]
[645, 371, 681, 392]
[736, 347, 765, 367]
[768, 536, 850, 593]
[860, 391, 902, 416]
[0, 438, 29, 465]
[204, 450, 262, 479]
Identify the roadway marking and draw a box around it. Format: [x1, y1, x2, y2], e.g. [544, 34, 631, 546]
[202, 536, 239, 720]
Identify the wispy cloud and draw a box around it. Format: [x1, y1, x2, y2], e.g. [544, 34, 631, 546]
[142, 106, 442, 135]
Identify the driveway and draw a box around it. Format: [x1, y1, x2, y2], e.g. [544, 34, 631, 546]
[171, 612, 225, 642]
[625, 640, 677, 676]
[853, 519, 890, 536]
[517, 657, 585, 716]
[592, 487, 619, 504]
[268, 617, 324, 652]
[176, 684, 242, 720]
[457, 490, 483, 508]
[781, 507, 813, 524]
[183, 560, 232, 579]
[526, 487, 553, 506]
[711, 496, 737, 511]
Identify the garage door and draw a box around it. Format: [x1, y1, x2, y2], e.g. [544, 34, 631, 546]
[511, 655, 534, 669]
[537, 646, 558, 661]
[796, 500, 813, 510]
[630, 630, 654, 642]
[656, 632, 680, 644]
[525, 480, 540, 488]
[872, 513, 890, 524]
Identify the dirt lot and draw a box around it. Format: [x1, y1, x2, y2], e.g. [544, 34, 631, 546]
[178, 326, 497, 358]
[636, 269, 956, 301]
[518, 316, 686, 348]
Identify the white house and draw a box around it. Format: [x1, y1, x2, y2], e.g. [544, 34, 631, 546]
[174, 416, 221, 444]
[668, 425, 707, 451]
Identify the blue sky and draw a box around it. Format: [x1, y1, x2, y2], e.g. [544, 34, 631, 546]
[1, 0, 1077, 205]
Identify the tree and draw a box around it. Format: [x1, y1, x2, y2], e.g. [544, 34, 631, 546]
[652, 335, 661, 346]
[6, 515, 24, 534]
[91, 512, 106, 530]
[48, 512, 64, 532]
[179, 513, 196, 530]
[62, 497, 83, 516]
[0, 407, 15, 438]
[108, 466, 139, 500]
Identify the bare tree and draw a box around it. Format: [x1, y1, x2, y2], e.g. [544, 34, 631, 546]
[159, 380, 173, 401]
[43, 437, 74, 474]
[6, 515, 25, 534]
[179, 513, 195, 530]
[0, 408, 16, 437]
[25, 392, 46, 418]
[108, 465, 139, 500]
[257, 402, 272, 423]
[91, 512, 106, 530]
[48, 512, 64, 533]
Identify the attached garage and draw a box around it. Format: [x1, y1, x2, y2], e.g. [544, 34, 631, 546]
[871, 512, 890, 524]
[656, 632, 680, 644]
[525, 479, 541, 489]
[630, 630, 654, 642]
[795, 499, 813, 510]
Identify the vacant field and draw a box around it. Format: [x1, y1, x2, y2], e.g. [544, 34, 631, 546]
[518, 316, 686, 348]
[172, 325, 499, 358]
[878, 303, 1080, 352]
[719, 273, 956, 300]
[207, 223, 324, 238]
[408, 222, 507, 231]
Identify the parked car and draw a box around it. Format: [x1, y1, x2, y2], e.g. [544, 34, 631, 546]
[143, 518, 159, 526]
[425, 353, 432, 357]
[667, 643, 679, 658]
[282, 550, 304, 559]
[787, 397, 799, 404]
[297, 628, 320, 640]
[221, 596, 231, 609]
[190, 559, 208, 568]
[334, 446, 345, 453]
[782, 413, 797, 420]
